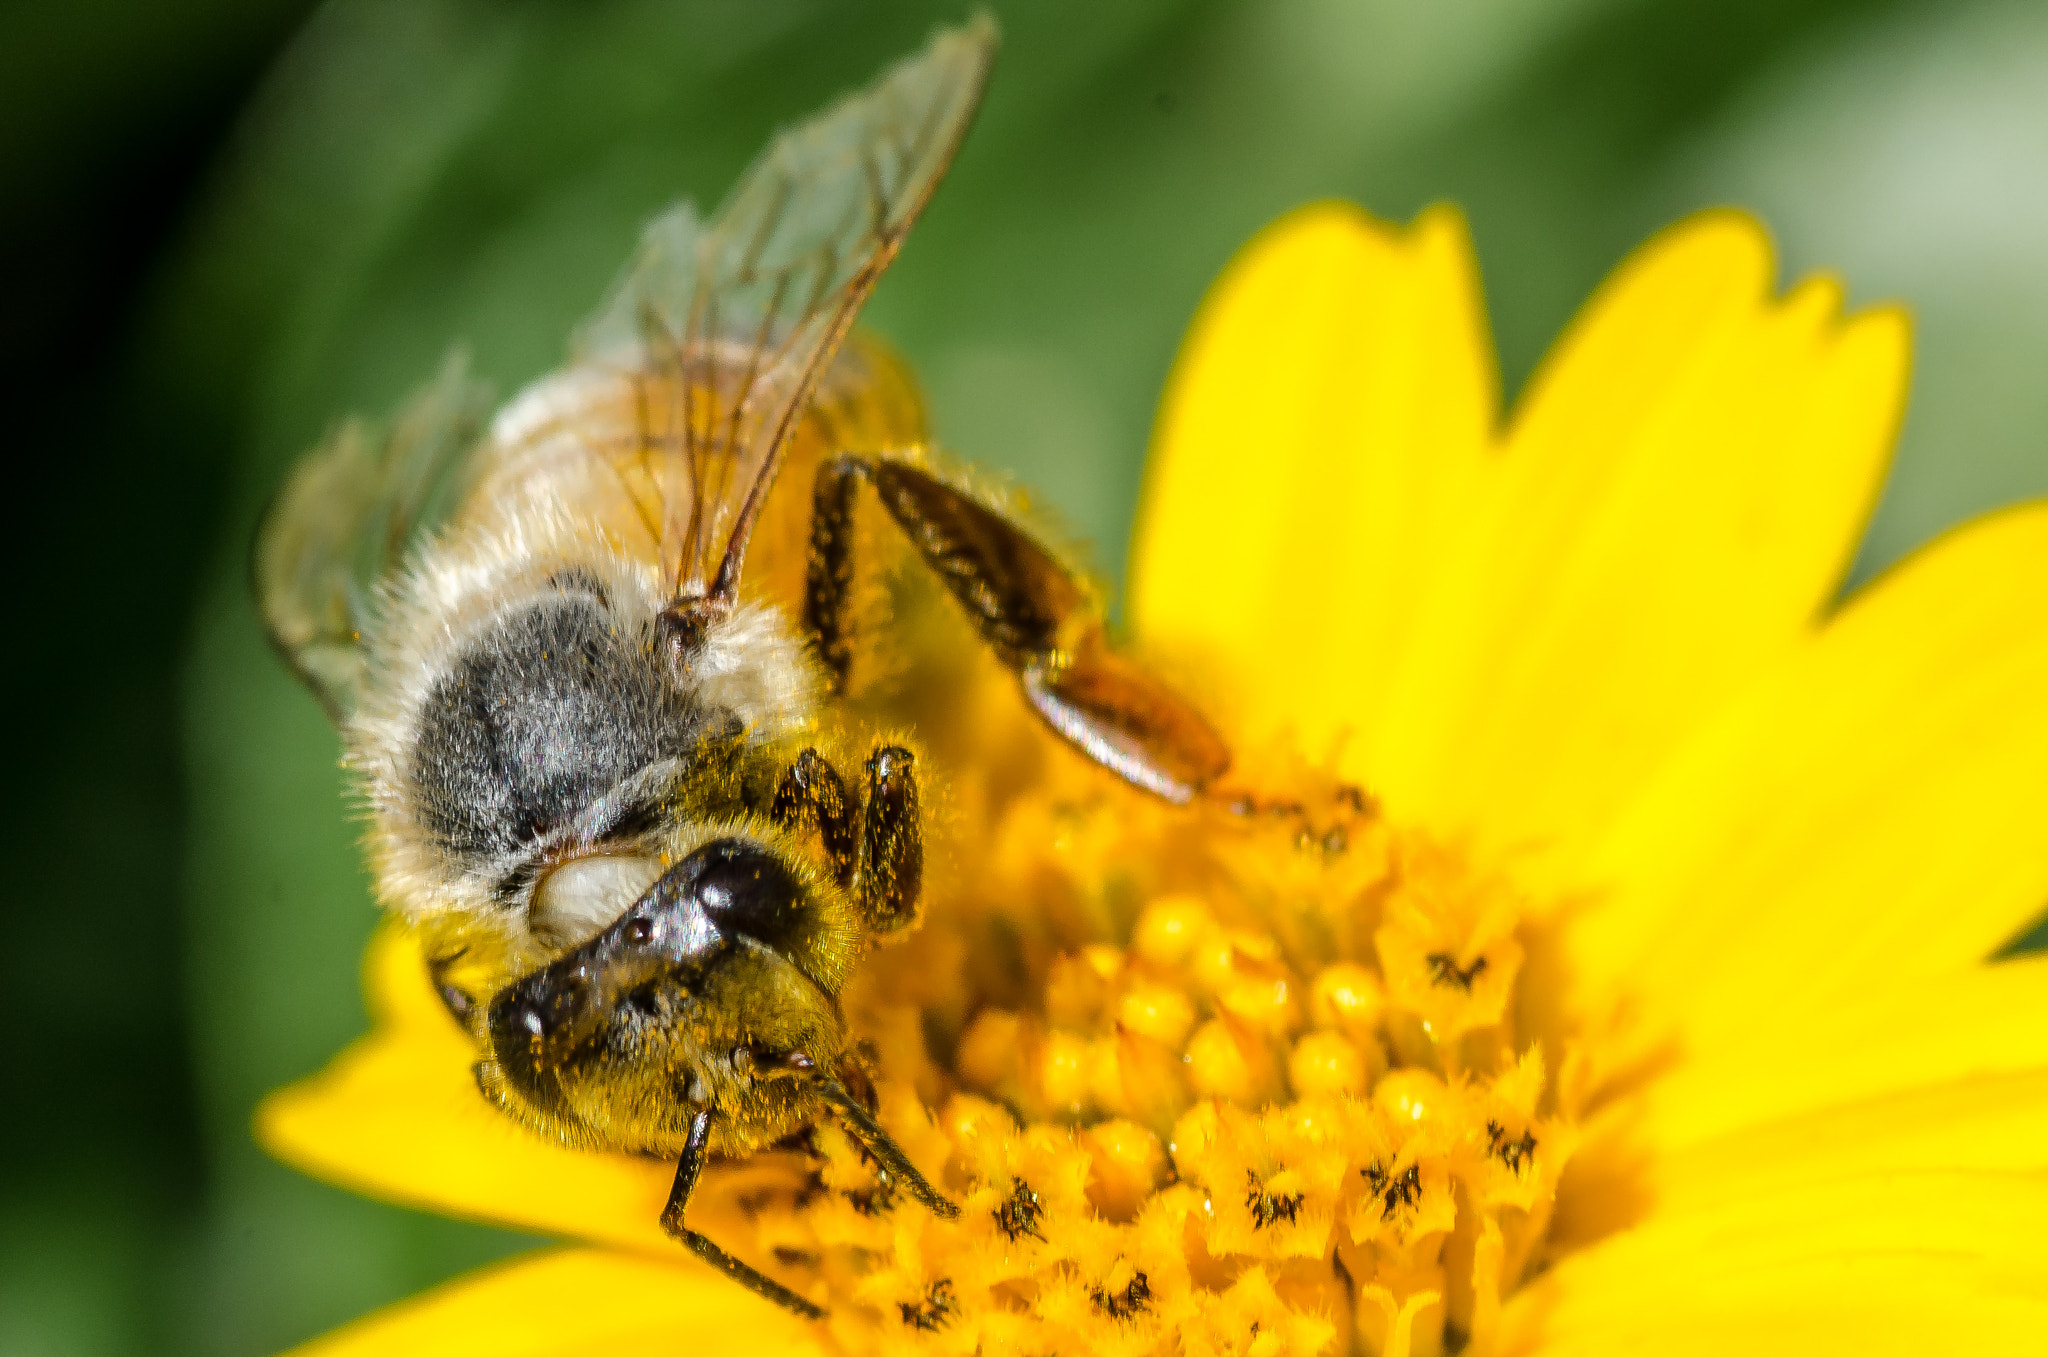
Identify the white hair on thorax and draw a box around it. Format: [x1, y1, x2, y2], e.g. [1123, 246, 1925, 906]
[344, 498, 820, 930]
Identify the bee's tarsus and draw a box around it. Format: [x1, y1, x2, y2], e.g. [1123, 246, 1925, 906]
[662, 1108, 826, 1320]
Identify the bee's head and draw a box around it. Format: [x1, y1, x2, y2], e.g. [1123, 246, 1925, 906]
[475, 834, 855, 1153]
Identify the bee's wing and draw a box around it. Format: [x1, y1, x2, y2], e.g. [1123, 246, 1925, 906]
[574, 14, 997, 604]
[253, 353, 493, 723]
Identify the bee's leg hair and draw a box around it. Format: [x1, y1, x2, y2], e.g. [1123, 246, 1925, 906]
[803, 456, 867, 694]
[803, 453, 1231, 804]
[810, 1068, 958, 1219]
[853, 745, 921, 933]
[661, 1107, 825, 1320]
[770, 749, 856, 885]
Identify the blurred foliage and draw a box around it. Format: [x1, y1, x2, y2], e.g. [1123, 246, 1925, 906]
[6, 0, 2048, 1354]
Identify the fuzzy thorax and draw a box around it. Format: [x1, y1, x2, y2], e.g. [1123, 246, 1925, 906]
[347, 501, 823, 979]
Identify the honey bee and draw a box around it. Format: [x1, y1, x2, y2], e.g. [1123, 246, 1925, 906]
[254, 16, 1228, 1318]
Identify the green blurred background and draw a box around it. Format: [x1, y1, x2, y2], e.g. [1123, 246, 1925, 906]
[5, 0, 2047, 1352]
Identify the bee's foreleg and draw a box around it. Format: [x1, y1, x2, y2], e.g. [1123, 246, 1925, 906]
[806, 453, 1232, 804]
[852, 745, 921, 933]
[808, 1066, 958, 1219]
[661, 1107, 825, 1319]
[770, 748, 856, 884]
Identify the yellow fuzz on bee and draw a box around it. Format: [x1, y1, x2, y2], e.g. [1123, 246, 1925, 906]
[697, 749, 1584, 1357]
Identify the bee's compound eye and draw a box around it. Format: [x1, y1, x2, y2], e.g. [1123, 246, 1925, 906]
[531, 854, 663, 950]
[687, 838, 808, 953]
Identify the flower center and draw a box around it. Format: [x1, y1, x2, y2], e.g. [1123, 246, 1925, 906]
[697, 753, 1602, 1356]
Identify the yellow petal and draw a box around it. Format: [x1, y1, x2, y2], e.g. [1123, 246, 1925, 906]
[1649, 1069, 2048, 1210]
[1372, 212, 1906, 859]
[282, 1248, 821, 1357]
[256, 927, 675, 1253]
[1567, 503, 2048, 1055]
[1129, 201, 1497, 767]
[1640, 953, 2048, 1151]
[1552, 1034, 2048, 1253]
[1504, 1172, 2048, 1356]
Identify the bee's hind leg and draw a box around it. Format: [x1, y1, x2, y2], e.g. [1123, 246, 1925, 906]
[802, 453, 1231, 804]
[803, 455, 868, 696]
[661, 1108, 825, 1319]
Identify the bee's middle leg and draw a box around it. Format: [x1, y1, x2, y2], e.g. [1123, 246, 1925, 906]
[661, 1108, 824, 1319]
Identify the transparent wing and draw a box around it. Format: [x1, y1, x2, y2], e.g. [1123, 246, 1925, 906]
[253, 352, 493, 722]
[575, 14, 997, 605]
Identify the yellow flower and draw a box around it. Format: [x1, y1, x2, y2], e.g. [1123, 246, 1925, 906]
[259, 202, 2048, 1357]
